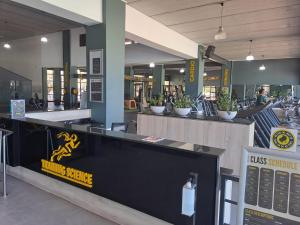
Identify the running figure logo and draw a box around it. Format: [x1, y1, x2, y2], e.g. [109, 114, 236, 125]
[50, 132, 80, 162]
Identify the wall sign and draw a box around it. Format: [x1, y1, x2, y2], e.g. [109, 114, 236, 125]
[189, 60, 196, 83]
[89, 49, 104, 75]
[90, 78, 103, 103]
[10, 99, 25, 119]
[238, 147, 300, 225]
[41, 131, 93, 188]
[270, 128, 297, 152]
[223, 68, 229, 87]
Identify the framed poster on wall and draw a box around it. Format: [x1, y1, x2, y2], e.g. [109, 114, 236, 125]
[89, 49, 104, 75]
[238, 147, 300, 225]
[90, 78, 103, 103]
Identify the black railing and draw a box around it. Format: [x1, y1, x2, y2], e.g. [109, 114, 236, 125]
[219, 171, 240, 225]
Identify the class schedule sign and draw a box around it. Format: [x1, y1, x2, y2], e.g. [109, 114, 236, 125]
[238, 147, 300, 225]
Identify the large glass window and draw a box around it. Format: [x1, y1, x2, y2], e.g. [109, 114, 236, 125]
[47, 70, 54, 102]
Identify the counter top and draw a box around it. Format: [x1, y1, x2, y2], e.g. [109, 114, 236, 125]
[139, 111, 254, 125]
[0, 113, 224, 158]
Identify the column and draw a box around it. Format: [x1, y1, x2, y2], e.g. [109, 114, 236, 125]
[124, 66, 134, 99]
[63, 30, 71, 109]
[86, 0, 125, 128]
[152, 65, 165, 96]
[185, 46, 205, 98]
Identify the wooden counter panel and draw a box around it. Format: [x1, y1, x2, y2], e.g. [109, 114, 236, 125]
[137, 114, 255, 175]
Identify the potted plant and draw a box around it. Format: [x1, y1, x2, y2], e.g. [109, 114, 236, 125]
[173, 95, 192, 117]
[149, 95, 165, 115]
[216, 89, 238, 120]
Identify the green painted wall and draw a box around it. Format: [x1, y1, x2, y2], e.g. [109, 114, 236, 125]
[232, 58, 300, 85]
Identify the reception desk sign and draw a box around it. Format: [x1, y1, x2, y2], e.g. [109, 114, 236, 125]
[238, 147, 300, 225]
[41, 131, 93, 188]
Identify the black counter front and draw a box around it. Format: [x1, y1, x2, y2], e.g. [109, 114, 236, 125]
[1, 114, 224, 225]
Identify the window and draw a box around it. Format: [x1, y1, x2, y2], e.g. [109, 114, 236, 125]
[203, 86, 217, 100]
[61, 70, 64, 103]
[134, 82, 143, 98]
[79, 34, 86, 47]
[77, 77, 87, 102]
[47, 70, 54, 102]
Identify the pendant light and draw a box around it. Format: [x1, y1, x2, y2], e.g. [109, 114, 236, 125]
[246, 40, 254, 61]
[2, 21, 11, 49]
[259, 55, 266, 71]
[149, 62, 155, 68]
[41, 37, 48, 43]
[214, 2, 226, 40]
[3, 43, 11, 49]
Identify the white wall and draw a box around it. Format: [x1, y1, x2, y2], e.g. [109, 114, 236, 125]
[41, 32, 63, 68]
[0, 28, 86, 96]
[0, 36, 42, 94]
[71, 27, 86, 67]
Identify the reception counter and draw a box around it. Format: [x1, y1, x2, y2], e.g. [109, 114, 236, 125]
[137, 112, 255, 175]
[0, 113, 224, 225]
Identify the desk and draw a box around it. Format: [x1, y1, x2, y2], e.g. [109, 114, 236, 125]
[1, 114, 223, 225]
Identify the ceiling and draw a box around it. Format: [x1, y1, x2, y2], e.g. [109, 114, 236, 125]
[0, 0, 81, 42]
[127, 0, 300, 60]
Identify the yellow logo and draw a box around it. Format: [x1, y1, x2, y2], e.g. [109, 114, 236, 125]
[50, 132, 80, 162]
[272, 129, 295, 150]
[41, 131, 93, 188]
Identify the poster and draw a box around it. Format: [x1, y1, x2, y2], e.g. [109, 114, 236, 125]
[89, 49, 103, 75]
[90, 78, 103, 103]
[238, 147, 300, 225]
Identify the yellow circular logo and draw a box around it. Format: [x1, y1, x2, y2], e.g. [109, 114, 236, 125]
[272, 130, 295, 150]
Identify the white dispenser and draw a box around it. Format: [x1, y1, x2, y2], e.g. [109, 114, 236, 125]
[181, 180, 196, 217]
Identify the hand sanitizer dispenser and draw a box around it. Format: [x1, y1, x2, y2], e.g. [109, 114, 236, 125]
[182, 180, 196, 217]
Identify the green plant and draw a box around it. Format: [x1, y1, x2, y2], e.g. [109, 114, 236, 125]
[216, 89, 238, 111]
[173, 96, 192, 108]
[149, 95, 164, 106]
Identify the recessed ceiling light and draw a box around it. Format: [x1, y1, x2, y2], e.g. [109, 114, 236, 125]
[3, 43, 11, 49]
[125, 40, 133, 45]
[41, 37, 48, 43]
[180, 68, 185, 73]
[149, 62, 155, 68]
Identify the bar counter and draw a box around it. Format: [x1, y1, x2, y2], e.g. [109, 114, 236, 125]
[0, 113, 224, 225]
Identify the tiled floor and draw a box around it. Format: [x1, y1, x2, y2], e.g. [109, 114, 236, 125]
[0, 176, 117, 225]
